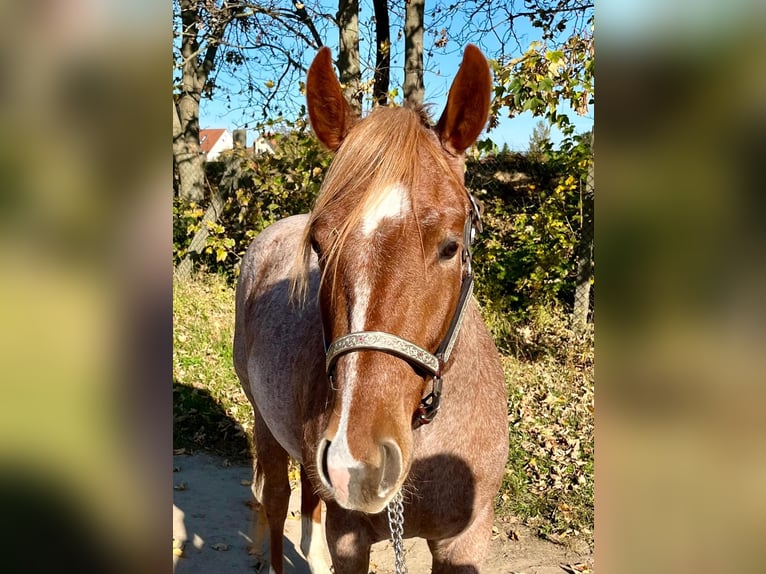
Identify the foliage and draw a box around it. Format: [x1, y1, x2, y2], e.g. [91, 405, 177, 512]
[528, 119, 552, 162]
[173, 122, 332, 279]
[494, 305, 594, 546]
[468, 130, 592, 344]
[424, 1, 594, 138]
[490, 29, 594, 136]
[174, 126, 593, 327]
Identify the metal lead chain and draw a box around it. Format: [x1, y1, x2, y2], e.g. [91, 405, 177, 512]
[386, 491, 408, 574]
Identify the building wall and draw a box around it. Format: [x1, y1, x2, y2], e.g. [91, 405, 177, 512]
[207, 130, 233, 161]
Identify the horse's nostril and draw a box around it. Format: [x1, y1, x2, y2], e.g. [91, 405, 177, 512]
[379, 440, 402, 496]
[318, 439, 332, 488]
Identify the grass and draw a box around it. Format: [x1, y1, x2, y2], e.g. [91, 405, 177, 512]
[173, 274, 252, 461]
[173, 273, 594, 548]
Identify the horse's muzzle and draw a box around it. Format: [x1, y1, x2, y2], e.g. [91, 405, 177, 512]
[317, 437, 402, 513]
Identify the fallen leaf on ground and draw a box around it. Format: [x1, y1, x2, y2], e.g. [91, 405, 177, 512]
[560, 563, 590, 574]
[173, 448, 186, 455]
[508, 529, 520, 541]
[174, 482, 188, 491]
[172, 538, 184, 557]
[212, 543, 230, 551]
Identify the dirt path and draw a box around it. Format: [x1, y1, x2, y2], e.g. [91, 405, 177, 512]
[173, 453, 593, 574]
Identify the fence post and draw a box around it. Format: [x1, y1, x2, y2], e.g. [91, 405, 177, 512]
[573, 132, 594, 333]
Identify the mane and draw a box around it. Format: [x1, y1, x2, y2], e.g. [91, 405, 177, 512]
[290, 105, 463, 302]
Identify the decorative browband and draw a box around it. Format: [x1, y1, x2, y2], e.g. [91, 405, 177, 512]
[325, 331, 441, 377]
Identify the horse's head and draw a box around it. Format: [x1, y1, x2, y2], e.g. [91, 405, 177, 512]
[300, 46, 491, 513]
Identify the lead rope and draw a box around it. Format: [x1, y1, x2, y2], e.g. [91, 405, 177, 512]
[386, 491, 408, 574]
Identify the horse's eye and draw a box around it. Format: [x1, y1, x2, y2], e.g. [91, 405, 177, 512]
[439, 239, 459, 260]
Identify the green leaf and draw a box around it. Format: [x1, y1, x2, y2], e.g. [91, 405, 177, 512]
[546, 50, 564, 63]
[537, 78, 554, 93]
[523, 97, 542, 113]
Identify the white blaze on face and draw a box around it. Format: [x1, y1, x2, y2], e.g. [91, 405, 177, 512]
[325, 184, 410, 488]
[359, 183, 410, 237]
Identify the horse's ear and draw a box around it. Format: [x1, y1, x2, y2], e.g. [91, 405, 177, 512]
[306, 47, 354, 151]
[435, 45, 492, 155]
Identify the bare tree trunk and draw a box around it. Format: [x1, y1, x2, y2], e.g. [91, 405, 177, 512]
[174, 0, 218, 201]
[573, 132, 594, 332]
[404, 0, 425, 106]
[372, 0, 390, 106]
[173, 93, 205, 202]
[337, 0, 362, 114]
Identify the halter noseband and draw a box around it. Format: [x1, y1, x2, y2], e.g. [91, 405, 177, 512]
[323, 193, 483, 429]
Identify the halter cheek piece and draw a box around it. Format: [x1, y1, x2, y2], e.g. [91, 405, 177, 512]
[323, 193, 483, 429]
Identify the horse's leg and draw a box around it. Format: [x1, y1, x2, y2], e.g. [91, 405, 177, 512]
[247, 456, 270, 566]
[299, 465, 332, 574]
[427, 505, 494, 574]
[324, 502, 372, 574]
[250, 415, 291, 574]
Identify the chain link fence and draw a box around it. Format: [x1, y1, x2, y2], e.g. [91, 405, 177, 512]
[173, 153, 206, 202]
[174, 154, 224, 281]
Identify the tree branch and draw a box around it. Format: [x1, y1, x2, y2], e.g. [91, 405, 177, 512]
[291, 0, 324, 47]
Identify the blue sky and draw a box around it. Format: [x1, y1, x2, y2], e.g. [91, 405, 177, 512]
[199, 4, 593, 151]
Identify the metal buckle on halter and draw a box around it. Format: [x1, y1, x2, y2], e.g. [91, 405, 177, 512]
[413, 355, 444, 428]
[413, 376, 442, 427]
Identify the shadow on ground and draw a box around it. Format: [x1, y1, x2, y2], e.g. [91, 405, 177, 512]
[173, 453, 313, 574]
[173, 379, 252, 464]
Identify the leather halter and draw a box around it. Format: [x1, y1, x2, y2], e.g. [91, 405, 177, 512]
[323, 193, 483, 429]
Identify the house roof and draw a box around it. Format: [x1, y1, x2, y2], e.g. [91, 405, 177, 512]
[199, 129, 228, 154]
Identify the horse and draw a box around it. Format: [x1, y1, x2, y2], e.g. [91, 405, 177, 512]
[234, 45, 509, 574]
